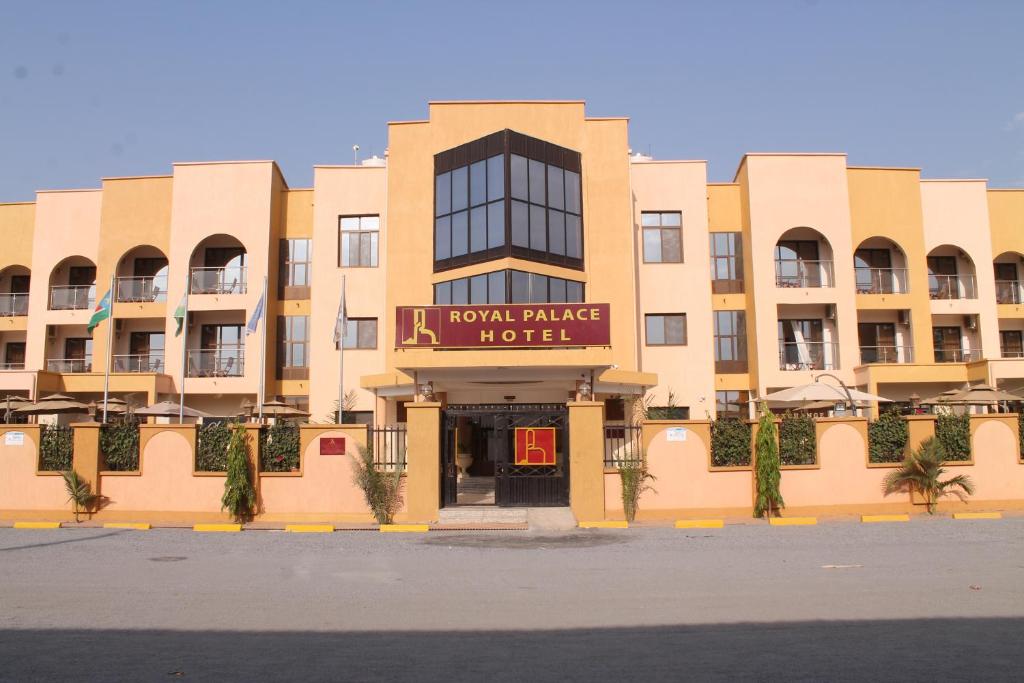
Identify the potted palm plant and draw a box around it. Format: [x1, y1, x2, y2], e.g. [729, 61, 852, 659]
[883, 437, 975, 514]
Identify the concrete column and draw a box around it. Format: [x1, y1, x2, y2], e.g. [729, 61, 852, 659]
[568, 401, 605, 522]
[404, 401, 441, 523]
[905, 415, 936, 454]
[71, 422, 102, 496]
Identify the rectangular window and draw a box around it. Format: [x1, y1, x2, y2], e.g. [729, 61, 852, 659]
[641, 212, 683, 263]
[339, 215, 379, 268]
[714, 311, 747, 372]
[710, 232, 744, 293]
[437, 270, 582, 305]
[277, 315, 310, 380]
[1000, 330, 1024, 358]
[858, 322, 897, 363]
[340, 318, 377, 350]
[4, 341, 25, 368]
[932, 326, 963, 363]
[645, 314, 687, 346]
[715, 390, 749, 420]
[279, 238, 311, 298]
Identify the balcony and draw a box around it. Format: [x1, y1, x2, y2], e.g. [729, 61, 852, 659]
[775, 260, 834, 288]
[778, 341, 840, 371]
[116, 275, 168, 303]
[934, 348, 982, 363]
[929, 274, 977, 300]
[111, 353, 165, 373]
[855, 268, 908, 295]
[49, 285, 95, 311]
[0, 293, 29, 316]
[187, 348, 244, 377]
[47, 358, 92, 373]
[996, 280, 1023, 305]
[0, 362, 25, 370]
[859, 345, 914, 364]
[1001, 349, 1024, 359]
[190, 267, 247, 295]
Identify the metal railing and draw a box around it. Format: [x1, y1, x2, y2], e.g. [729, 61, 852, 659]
[47, 358, 92, 373]
[371, 424, 408, 471]
[49, 285, 95, 310]
[116, 275, 168, 303]
[190, 266, 247, 295]
[934, 348, 983, 363]
[995, 280, 1024, 304]
[0, 362, 26, 370]
[1000, 349, 1024, 359]
[604, 422, 643, 467]
[111, 353, 165, 373]
[0, 293, 29, 316]
[859, 345, 914, 364]
[778, 341, 840, 371]
[855, 267, 909, 294]
[928, 274, 977, 300]
[775, 260, 835, 288]
[187, 348, 244, 377]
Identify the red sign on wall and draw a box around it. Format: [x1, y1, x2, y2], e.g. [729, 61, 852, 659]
[395, 304, 611, 349]
[514, 427, 557, 466]
[319, 437, 346, 455]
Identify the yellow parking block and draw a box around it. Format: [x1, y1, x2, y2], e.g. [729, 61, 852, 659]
[193, 523, 242, 532]
[769, 517, 817, 526]
[285, 524, 335, 533]
[675, 519, 724, 529]
[952, 512, 1002, 520]
[579, 521, 629, 529]
[103, 523, 151, 530]
[13, 521, 61, 529]
[379, 524, 429, 533]
[861, 514, 909, 523]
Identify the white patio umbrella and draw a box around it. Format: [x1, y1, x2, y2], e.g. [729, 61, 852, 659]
[133, 400, 212, 418]
[761, 383, 891, 404]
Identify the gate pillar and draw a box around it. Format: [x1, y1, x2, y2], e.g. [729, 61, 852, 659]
[404, 401, 442, 523]
[568, 401, 605, 522]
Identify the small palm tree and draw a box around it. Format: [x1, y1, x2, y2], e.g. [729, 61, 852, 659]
[62, 470, 96, 523]
[883, 437, 975, 514]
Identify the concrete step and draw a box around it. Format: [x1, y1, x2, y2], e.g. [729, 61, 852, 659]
[439, 507, 528, 524]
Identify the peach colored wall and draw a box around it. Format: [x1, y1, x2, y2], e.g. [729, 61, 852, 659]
[0, 427, 66, 512]
[968, 419, 1024, 500]
[779, 423, 891, 508]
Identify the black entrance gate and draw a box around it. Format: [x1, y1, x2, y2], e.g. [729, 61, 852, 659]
[441, 404, 569, 508]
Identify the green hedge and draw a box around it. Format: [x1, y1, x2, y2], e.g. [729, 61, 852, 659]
[39, 425, 73, 471]
[196, 422, 232, 472]
[779, 413, 816, 465]
[935, 412, 971, 461]
[100, 421, 140, 471]
[710, 418, 752, 467]
[868, 410, 908, 463]
[259, 421, 300, 472]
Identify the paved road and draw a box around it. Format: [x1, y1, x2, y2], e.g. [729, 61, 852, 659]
[1, 517, 1022, 681]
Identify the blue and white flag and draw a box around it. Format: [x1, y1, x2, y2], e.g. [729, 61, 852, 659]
[246, 291, 266, 335]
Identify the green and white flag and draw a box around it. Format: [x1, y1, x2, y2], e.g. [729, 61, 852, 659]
[87, 288, 112, 333]
[173, 293, 188, 337]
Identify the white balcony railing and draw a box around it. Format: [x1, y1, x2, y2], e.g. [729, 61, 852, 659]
[778, 341, 840, 371]
[47, 358, 92, 373]
[934, 348, 983, 363]
[859, 345, 914, 364]
[187, 348, 244, 377]
[928, 274, 977, 300]
[49, 285, 95, 310]
[190, 267, 247, 295]
[1001, 349, 1024, 359]
[116, 275, 168, 303]
[111, 353, 165, 373]
[995, 280, 1024, 305]
[775, 260, 835, 288]
[855, 267, 909, 295]
[0, 362, 26, 370]
[0, 293, 29, 316]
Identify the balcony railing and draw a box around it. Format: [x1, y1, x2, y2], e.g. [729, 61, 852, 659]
[778, 341, 840, 371]
[995, 280, 1024, 305]
[928, 274, 977, 300]
[859, 345, 914, 364]
[47, 358, 92, 373]
[0, 293, 29, 316]
[190, 267, 247, 295]
[49, 285, 95, 310]
[116, 275, 168, 303]
[855, 268, 909, 295]
[999, 349, 1024, 359]
[187, 348, 244, 377]
[0, 362, 26, 370]
[934, 348, 983, 363]
[111, 353, 165, 373]
[775, 260, 835, 288]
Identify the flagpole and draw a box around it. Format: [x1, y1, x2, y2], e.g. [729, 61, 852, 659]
[257, 275, 268, 424]
[102, 274, 115, 423]
[178, 271, 190, 424]
[338, 275, 346, 424]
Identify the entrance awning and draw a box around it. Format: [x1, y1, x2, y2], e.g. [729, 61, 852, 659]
[362, 365, 656, 397]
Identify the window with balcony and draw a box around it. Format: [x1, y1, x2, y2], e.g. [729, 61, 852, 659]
[641, 212, 682, 263]
[715, 390, 749, 420]
[190, 241, 247, 295]
[1000, 330, 1024, 358]
[858, 322, 901, 364]
[927, 250, 977, 300]
[779, 319, 836, 370]
[339, 318, 377, 350]
[50, 337, 92, 373]
[3, 342, 25, 370]
[49, 260, 96, 310]
[191, 324, 244, 377]
[0, 273, 29, 316]
[855, 249, 895, 294]
[775, 240, 824, 288]
[995, 262, 1021, 304]
[714, 311, 748, 373]
[433, 270, 584, 305]
[279, 238, 311, 299]
[932, 326, 966, 363]
[710, 232, 744, 293]
[277, 315, 309, 380]
[113, 331, 165, 373]
[339, 216, 379, 268]
[645, 314, 687, 346]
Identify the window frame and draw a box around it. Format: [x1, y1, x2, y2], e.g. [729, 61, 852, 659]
[279, 238, 312, 299]
[337, 318, 378, 350]
[710, 232, 744, 293]
[645, 313, 688, 346]
[433, 269, 585, 305]
[338, 215, 380, 268]
[277, 315, 310, 380]
[713, 310, 748, 373]
[641, 211, 683, 264]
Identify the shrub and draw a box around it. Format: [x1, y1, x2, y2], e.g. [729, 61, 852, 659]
[221, 425, 256, 522]
[352, 443, 404, 525]
[40, 425, 73, 471]
[619, 451, 656, 522]
[935, 412, 971, 461]
[883, 437, 974, 513]
[62, 469, 96, 523]
[868, 410, 908, 463]
[196, 422, 231, 472]
[711, 418, 752, 467]
[259, 421, 301, 472]
[100, 420, 140, 471]
[779, 413, 816, 465]
[754, 403, 783, 518]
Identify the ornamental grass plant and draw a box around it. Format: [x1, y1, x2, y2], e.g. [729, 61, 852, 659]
[883, 437, 974, 514]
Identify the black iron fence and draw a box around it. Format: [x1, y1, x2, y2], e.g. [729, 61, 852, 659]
[370, 424, 407, 471]
[604, 422, 642, 467]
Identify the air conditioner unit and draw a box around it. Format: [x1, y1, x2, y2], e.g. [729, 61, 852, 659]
[188, 311, 196, 329]
[964, 314, 977, 331]
[114, 319, 125, 337]
[897, 310, 910, 326]
[825, 304, 836, 320]
[46, 324, 56, 341]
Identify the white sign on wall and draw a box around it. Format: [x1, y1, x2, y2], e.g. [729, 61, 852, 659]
[4, 431, 25, 446]
[666, 427, 687, 442]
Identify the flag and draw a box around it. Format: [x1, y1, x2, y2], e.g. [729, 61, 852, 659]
[246, 290, 266, 336]
[173, 293, 188, 337]
[87, 288, 112, 333]
[332, 286, 347, 345]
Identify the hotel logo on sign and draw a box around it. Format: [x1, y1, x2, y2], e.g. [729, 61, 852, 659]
[514, 427, 557, 466]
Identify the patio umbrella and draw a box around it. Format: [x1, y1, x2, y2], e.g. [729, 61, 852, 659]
[133, 400, 212, 418]
[13, 393, 91, 416]
[259, 399, 311, 418]
[795, 400, 872, 412]
[2, 395, 29, 423]
[90, 397, 129, 414]
[761, 383, 891, 404]
[948, 384, 1022, 404]
[920, 388, 964, 405]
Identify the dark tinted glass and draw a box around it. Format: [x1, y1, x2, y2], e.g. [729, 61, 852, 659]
[435, 216, 450, 260]
[470, 206, 487, 253]
[470, 160, 487, 207]
[451, 166, 468, 212]
[435, 172, 451, 216]
[511, 200, 529, 248]
[510, 154, 528, 201]
[487, 155, 504, 202]
[451, 211, 468, 256]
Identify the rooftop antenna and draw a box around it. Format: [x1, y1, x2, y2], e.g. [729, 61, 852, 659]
[352, 144, 360, 166]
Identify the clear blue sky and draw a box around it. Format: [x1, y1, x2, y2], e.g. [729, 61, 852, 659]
[1, 0, 1022, 201]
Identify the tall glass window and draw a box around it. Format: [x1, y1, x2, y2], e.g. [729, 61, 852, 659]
[434, 269, 584, 305]
[714, 311, 748, 373]
[710, 232, 744, 293]
[339, 215, 379, 268]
